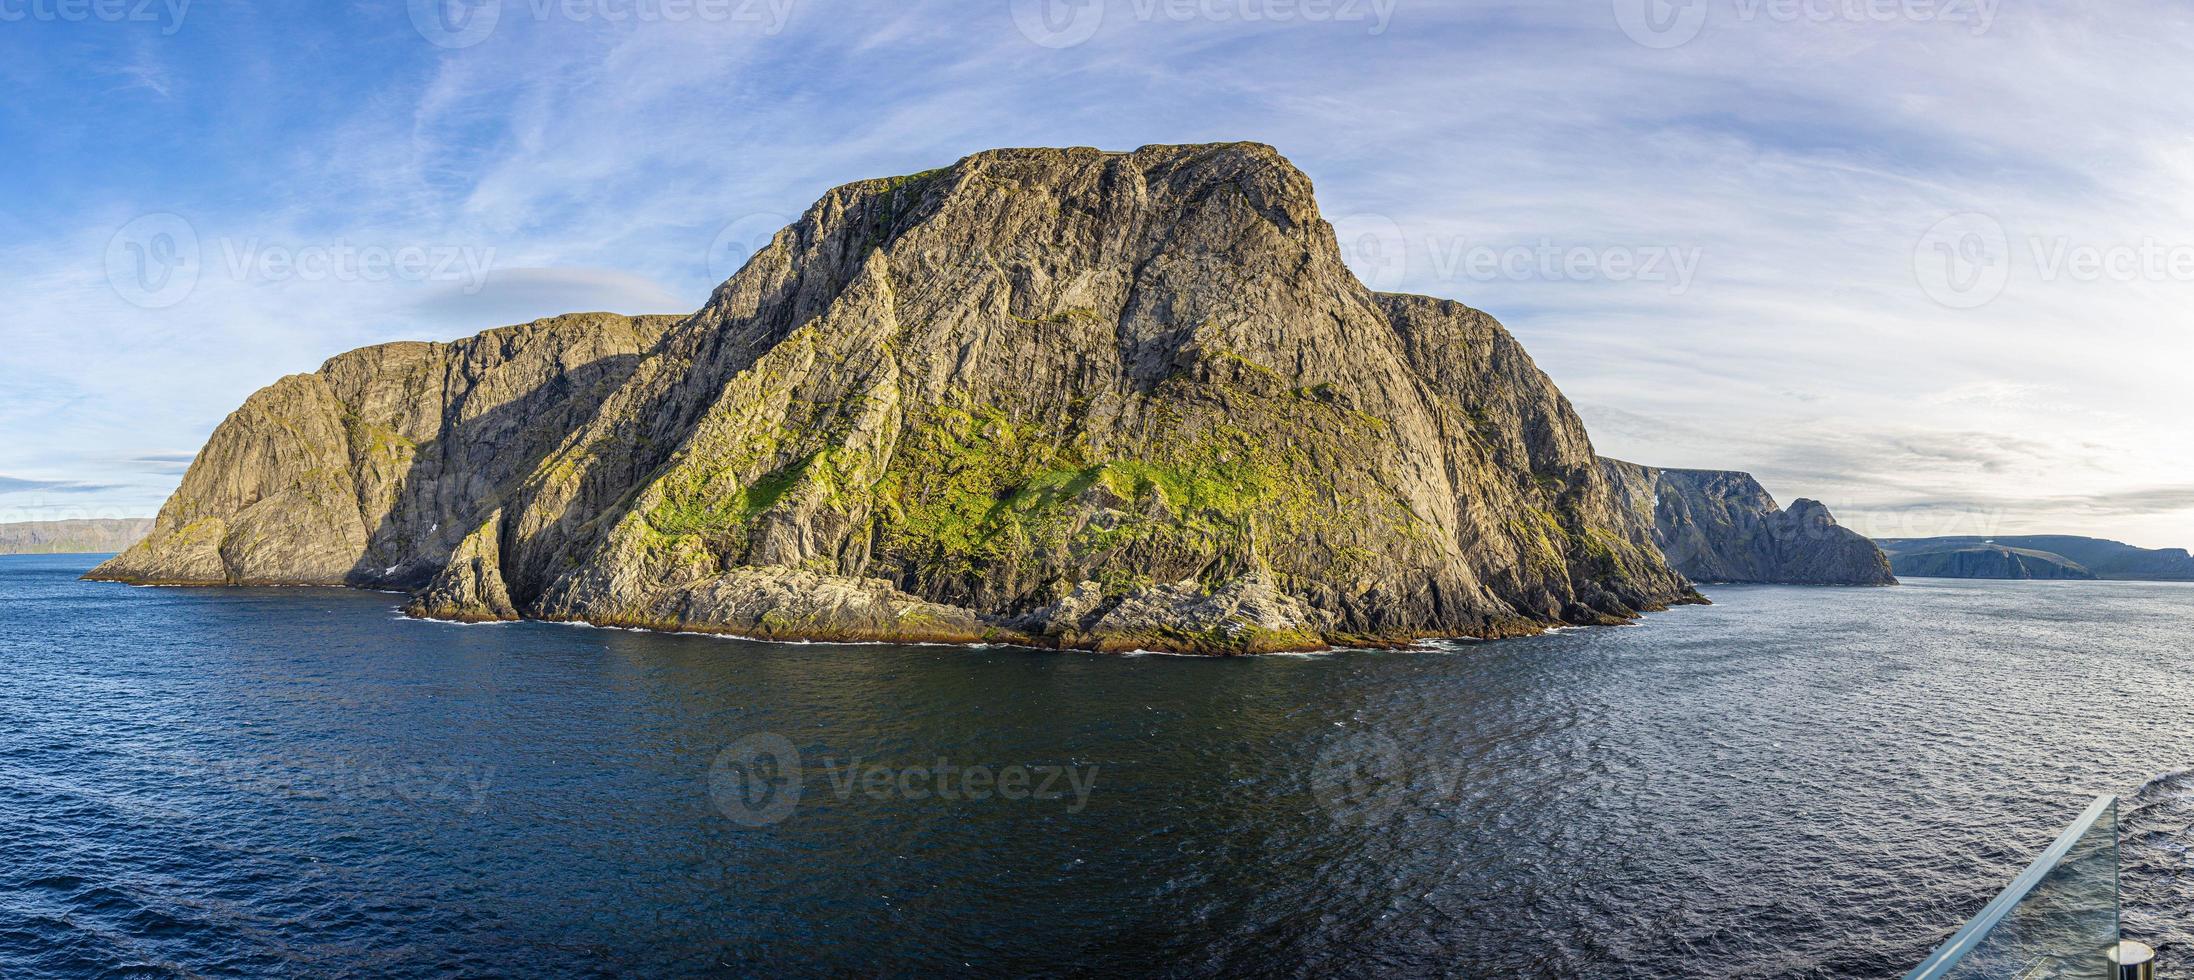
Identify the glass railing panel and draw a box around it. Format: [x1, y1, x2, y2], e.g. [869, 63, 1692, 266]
[1906, 795, 2120, 980]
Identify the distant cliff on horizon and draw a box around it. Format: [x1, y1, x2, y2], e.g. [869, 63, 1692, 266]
[1600, 460, 1896, 586]
[87, 143, 1707, 654]
[0, 519, 153, 556]
[1878, 535, 2194, 581]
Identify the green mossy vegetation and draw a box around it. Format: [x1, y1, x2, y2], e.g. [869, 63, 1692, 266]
[609, 336, 1444, 624]
[173, 517, 225, 547]
[341, 412, 417, 462]
[869, 379, 1394, 600]
[644, 457, 808, 537]
[1513, 506, 1572, 577]
[1578, 526, 1639, 580]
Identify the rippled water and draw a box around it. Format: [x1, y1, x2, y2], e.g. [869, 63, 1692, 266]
[1, 554, 2187, 977]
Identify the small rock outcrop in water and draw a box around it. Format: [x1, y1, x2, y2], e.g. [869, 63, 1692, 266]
[1600, 459, 1896, 586]
[90, 143, 1705, 653]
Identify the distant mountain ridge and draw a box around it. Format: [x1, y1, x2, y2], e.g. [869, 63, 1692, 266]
[0, 519, 153, 555]
[1877, 535, 2194, 581]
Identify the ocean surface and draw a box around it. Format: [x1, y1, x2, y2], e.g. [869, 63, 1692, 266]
[1, 553, 2187, 978]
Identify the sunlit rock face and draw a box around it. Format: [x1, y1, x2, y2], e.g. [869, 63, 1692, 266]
[93, 143, 1704, 652]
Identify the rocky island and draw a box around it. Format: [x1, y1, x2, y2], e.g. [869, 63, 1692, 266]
[91, 143, 1723, 653]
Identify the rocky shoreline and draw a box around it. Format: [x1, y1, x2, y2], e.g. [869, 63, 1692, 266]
[395, 574, 1654, 655]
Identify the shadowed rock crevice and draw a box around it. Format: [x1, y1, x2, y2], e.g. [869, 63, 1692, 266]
[93, 143, 1708, 653]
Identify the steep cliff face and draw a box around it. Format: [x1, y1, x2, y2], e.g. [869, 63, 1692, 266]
[88, 312, 679, 586]
[1601, 459, 1896, 586]
[94, 143, 1702, 652]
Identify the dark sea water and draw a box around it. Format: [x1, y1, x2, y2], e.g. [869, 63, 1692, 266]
[1, 553, 2187, 978]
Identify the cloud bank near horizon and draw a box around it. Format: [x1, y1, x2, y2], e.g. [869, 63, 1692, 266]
[2, 0, 2190, 547]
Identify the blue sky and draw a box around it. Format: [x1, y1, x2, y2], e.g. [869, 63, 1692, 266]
[5, 0, 2194, 547]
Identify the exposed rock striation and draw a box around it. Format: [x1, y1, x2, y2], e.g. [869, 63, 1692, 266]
[1601, 459, 1896, 586]
[92, 143, 1704, 652]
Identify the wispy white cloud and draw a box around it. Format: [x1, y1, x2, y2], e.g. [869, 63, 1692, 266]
[109, 41, 174, 98]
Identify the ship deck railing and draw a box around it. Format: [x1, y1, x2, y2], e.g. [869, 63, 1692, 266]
[1904, 794, 2151, 979]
